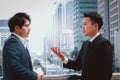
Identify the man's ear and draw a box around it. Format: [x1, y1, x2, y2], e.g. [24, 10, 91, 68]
[14, 26, 20, 33]
[94, 23, 99, 29]
[15, 26, 20, 31]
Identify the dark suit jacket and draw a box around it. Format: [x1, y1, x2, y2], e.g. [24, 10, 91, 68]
[2, 34, 37, 80]
[63, 34, 112, 80]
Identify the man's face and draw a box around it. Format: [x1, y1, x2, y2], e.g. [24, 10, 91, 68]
[15, 19, 31, 38]
[82, 17, 98, 38]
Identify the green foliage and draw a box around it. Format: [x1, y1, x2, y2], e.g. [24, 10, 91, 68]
[0, 49, 2, 75]
[61, 51, 68, 57]
[112, 44, 116, 72]
[70, 49, 78, 60]
[111, 43, 120, 73]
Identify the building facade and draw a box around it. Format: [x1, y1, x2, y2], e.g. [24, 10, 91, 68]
[0, 20, 10, 49]
[109, 0, 120, 43]
[73, 0, 98, 51]
[98, 0, 110, 40]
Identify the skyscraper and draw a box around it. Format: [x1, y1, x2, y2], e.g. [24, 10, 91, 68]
[73, 0, 98, 51]
[98, 0, 110, 40]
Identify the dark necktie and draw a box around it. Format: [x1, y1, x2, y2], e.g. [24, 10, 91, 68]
[88, 41, 92, 48]
[82, 41, 92, 68]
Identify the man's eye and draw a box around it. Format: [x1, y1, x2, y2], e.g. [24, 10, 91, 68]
[83, 24, 87, 25]
[24, 24, 29, 27]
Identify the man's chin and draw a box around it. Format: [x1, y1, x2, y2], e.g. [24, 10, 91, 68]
[23, 36, 29, 38]
[83, 33, 87, 36]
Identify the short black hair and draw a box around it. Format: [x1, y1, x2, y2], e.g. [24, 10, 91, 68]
[8, 12, 31, 32]
[83, 12, 103, 30]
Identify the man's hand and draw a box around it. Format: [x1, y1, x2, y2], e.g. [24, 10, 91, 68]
[50, 47, 65, 61]
[38, 75, 43, 80]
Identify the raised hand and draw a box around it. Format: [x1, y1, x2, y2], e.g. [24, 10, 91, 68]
[50, 47, 65, 61]
[38, 75, 43, 80]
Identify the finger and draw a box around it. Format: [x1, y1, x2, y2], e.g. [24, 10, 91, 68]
[51, 47, 55, 52]
[40, 75, 43, 80]
[50, 47, 54, 50]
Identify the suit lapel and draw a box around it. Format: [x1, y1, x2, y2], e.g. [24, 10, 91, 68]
[26, 47, 33, 70]
[82, 40, 90, 67]
[11, 34, 33, 70]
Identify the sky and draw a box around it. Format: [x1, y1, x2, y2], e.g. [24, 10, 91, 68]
[0, 0, 67, 54]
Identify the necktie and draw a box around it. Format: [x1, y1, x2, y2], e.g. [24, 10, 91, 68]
[88, 41, 92, 47]
[82, 41, 92, 68]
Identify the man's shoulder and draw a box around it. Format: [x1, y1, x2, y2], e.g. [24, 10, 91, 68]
[4, 34, 20, 46]
[96, 36, 111, 47]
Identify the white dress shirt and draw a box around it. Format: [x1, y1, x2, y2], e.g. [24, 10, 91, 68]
[12, 32, 27, 48]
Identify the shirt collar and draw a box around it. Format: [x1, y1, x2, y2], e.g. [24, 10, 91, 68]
[11, 32, 27, 47]
[89, 32, 100, 42]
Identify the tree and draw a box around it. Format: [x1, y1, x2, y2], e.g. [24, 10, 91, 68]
[0, 49, 2, 75]
[70, 49, 78, 60]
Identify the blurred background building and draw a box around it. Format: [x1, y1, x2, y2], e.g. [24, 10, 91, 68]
[0, 0, 120, 76]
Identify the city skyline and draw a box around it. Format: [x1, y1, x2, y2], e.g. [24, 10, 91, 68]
[0, 0, 67, 54]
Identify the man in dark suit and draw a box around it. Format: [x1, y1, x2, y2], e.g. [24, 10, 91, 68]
[2, 12, 43, 80]
[51, 12, 112, 80]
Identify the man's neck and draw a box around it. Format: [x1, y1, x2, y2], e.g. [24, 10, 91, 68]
[89, 32, 100, 42]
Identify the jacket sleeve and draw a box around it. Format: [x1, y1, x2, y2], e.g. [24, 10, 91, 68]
[63, 42, 86, 70]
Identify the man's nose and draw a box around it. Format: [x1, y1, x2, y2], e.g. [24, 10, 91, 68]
[29, 27, 31, 31]
[82, 25, 84, 29]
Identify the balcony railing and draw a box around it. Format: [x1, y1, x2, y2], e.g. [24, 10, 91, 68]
[0, 73, 120, 80]
[43, 73, 120, 80]
[112, 73, 120, 80]
[43, 73, 81, 80]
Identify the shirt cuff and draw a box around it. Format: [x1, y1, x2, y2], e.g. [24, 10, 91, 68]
[62, 56, 68, 64]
